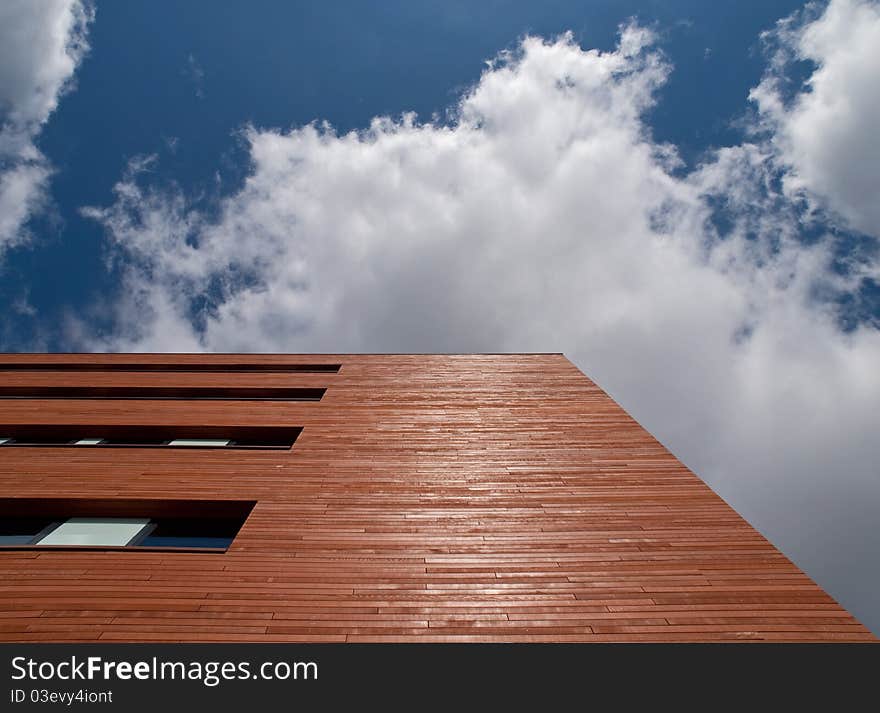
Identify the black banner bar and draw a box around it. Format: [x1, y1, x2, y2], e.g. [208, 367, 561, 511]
[1, 643, 877, 711]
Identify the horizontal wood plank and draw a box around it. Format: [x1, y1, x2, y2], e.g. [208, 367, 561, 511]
[0, 354, 872, 642]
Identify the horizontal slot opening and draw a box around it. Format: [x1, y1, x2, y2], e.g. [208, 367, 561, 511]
[0, 498, 255, 552]
[0, 386, 325, 401]
[0, 425, 300, 450]
[0, 362, 340, 373]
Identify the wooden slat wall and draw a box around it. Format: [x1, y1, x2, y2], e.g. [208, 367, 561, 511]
[0, 353, 873, 642]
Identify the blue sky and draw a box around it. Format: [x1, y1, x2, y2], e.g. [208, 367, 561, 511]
[1, 1, 879, 632]
[3, 0, 811, 348]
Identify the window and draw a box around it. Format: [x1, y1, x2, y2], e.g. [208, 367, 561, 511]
[0, 386, 325, 401]
[0, 425, 301, 450]
[0, 361, 340, 373]
[132, 518, 240, 550]
[0, 499, 255, 552]
[0, 518, 51, 545]
[38, 518, 150, 547]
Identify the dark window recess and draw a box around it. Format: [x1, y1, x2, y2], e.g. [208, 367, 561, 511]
[0, 386, 325, 401]
[0, 517, 54, 545]
[0, 499, 255, 552]
[0, 425, 300, 450]
[133, 518, 240, 550]
[0, 361, 340, 373]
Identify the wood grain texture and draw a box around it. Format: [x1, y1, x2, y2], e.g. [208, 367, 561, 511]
[0, 353, 873, 642]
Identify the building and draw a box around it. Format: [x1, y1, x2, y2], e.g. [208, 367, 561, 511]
[0, 353, 873, 642]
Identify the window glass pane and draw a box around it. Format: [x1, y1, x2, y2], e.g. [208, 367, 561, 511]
[167, 439, 231, 447]
[37, 518, 150, 546]
[136, 518, 238, 549]
[0, 427, 297, 449]
[0, 517, 52, 544]
[100, 438, 166, 446]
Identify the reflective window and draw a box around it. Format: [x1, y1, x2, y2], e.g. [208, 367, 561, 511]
[0, 500, 253, 552]
[0, 426, 298, 450]
[37, 518, 150, 547]
[136, 518, 239, 550]
[0, 517, 51, 545]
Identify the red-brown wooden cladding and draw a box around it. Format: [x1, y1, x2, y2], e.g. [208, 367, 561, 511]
[0, 353, 873, 642]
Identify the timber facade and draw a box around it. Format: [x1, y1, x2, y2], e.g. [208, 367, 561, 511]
[0, 353, 872, 642]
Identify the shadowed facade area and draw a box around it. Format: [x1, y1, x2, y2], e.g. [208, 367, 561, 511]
[0, 353, 873, 642]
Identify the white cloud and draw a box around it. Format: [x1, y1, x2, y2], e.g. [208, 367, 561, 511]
[0, 161, 51, 251]
[0, 0, 94, 251]
[751, 0, 880, 238]
[184, 54, 205, 99]
[82, 14, 880, 632]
